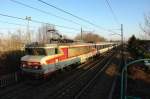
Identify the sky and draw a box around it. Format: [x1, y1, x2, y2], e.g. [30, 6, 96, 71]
[0, 0, 150, 40]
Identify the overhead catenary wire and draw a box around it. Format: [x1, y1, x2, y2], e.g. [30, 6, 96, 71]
[0, 13, 79, 31]
[38, 0, 118, 34]
[105, 0, 120, 25]
[10, 0, 84, 26]
[0, 20, 37, 28]
[0, 20, 26, 26]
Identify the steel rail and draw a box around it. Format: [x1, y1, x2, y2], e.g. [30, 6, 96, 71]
[47, 51, 114, 99]
[74, 51, 116, 99]
[107, 50, 122, 99]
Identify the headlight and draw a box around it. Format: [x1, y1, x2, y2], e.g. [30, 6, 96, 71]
[22, 64, 26, 67]
[34, 66, 39, 69]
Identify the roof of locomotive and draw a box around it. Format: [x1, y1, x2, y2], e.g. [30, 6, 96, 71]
[25, 42, 114, 48]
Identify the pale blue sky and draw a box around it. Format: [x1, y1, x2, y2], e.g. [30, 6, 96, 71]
[0, 0, 150, 40]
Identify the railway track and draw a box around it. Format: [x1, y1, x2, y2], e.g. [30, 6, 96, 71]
[43, 50, 116, 99]
[108, 52, 122, 99]
[0, 50, 113, 99]
[111, 46, 129, 99]
[77, 48, 123, 99]
[74, 53, 116, 99]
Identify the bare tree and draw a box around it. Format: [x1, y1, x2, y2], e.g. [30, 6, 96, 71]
[37, 24, 58, 43]
[140, 14, 150, 39]
[37, 24, 63, 43]
[61, 34, 68, 39]
[0, 29, 25, 52]
[74, 32, 106, 43]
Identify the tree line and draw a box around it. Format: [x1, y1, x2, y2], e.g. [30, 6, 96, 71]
[128, 35, 150, 59]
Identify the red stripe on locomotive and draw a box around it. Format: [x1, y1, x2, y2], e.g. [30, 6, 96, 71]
[46, 47, 68, 64]
[58, 48, 68, 61]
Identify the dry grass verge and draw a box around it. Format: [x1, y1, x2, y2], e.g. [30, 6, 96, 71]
[105, 64, 119, 77]
[129, 66, 150, 83]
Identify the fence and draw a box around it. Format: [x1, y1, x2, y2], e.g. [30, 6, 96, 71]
[0, 72, 18, 88]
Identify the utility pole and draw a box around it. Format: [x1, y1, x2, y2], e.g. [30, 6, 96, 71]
[120, 24, 125, 99]
[46, 23, 48, 43]
[47, 25, 55, 43]
[25, 16, 31, 43]
[121, 24, 124, 67]
[81, 27, 83, 41]
[121, 24, 123, 47]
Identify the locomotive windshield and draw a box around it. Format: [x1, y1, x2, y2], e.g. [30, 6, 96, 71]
[45, 48, 59, 55]
[25, 48, 46, 55]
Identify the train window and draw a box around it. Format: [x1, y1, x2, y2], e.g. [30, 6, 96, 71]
[25, 48, 46, 55]
[98, 45, 99, 49]
[99, 45, 100, 49]
[99, 45, 101, 49]
[46, 48, 56, 55]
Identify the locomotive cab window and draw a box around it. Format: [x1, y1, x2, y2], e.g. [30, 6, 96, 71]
[25, 48, 46, 55]
[46, 48, 56, 55]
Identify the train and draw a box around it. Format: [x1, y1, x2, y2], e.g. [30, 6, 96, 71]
[20, 42, 116, 78]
